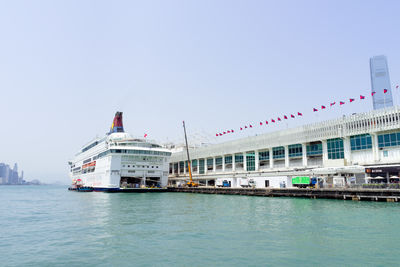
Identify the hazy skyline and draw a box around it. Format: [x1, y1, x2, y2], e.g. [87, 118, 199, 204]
[1, 0, 400, 183]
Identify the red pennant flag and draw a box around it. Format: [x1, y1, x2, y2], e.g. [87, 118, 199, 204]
[245, 126, 248, 129]
[284, 115, 288, 119]
[278, 117, 281, 121]
[265, 120, 268, 124]
[321, 105, 326, 109]
[240, 127, 243, 130]
[340, 101, 345, 105]
[144, 133, 148, 138]
[216, 133, 218, 137]
[250, 125, 253, 128]
[360, 95, 365, 99]
[223, 131, 226, 134]
[371, 91, 376, 96]
[297, 112, 302, 116]
[349, 98, 355, 103]
[396, 85, 399, 89]
[291, 114, 295, 118]
[271, 119, 275, 123]
[219, 133, 222, 136]
[260, 122, 263, 126]
[330, 102, 336, 106]
[231, 129, 234, 133]
[313, 108, 318, 112]
[227, 130, 231, 133]
[384, 89, 388, 93]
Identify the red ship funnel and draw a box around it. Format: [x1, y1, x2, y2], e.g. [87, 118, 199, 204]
[109, 112, 124, 133]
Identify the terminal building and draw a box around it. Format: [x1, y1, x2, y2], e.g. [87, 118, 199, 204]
[168, 106, 400, 188]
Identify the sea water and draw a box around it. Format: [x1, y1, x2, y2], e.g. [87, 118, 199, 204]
[1, 185, 399, 266]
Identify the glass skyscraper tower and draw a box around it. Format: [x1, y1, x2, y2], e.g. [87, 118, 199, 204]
[370, 55, 393, 110]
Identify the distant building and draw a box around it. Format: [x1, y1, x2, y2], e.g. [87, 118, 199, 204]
[0, 162, 24, 185]
[370, 55, 393, 109]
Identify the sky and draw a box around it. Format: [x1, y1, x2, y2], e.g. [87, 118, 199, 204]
[0, 0, 400, 183]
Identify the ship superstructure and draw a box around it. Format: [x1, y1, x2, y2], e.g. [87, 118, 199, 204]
[69, 112, 171, 191]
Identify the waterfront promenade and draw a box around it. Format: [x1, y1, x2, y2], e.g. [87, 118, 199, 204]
[168, 187, 400, 202]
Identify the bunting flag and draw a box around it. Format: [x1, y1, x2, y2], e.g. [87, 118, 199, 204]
[144, 133, 148, 138]
[214, 83, 400, 137]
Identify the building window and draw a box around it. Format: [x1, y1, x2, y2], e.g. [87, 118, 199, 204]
[179, 161, 184, 173]
[327, 138, 344, 159]
[259, 151, 269, 161]
[273, 147, 285, 159]
[225, 155, 232, 164]
[207, 158, 213, 170]
[307, 142, 322, 156]
[215, 157, 223, 170]
[350, 134, 372, 151]
[199, 159, 205, 174]
[235, 154, 243, 163]
[174, 163, 178, 174]
[192, 159, 198, 172]
[246, 151, 255, 171]
[288, 144, 302, 158]
[378, 132, 400, 148]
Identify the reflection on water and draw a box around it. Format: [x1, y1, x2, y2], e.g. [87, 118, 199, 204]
[1, 185, 399, 266]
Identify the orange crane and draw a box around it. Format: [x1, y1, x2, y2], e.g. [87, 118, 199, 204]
[183, 121, 198, 187]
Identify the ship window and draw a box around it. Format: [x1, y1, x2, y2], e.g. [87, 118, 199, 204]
[128, 165, 130, 167]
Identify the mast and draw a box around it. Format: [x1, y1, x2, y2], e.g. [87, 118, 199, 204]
[182, 121, 193, 184]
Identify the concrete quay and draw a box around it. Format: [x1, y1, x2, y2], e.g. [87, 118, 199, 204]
[167, 187, 400, 202]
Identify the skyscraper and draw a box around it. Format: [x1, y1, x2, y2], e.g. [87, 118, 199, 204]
[370, 55, 393, 109]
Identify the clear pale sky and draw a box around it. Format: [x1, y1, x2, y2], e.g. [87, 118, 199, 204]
[1, 0, 399, 183]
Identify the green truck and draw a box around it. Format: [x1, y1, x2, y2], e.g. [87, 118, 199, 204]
[292, 176, 317, 188]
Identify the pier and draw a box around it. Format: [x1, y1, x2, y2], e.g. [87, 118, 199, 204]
[167, 187, 400, 202]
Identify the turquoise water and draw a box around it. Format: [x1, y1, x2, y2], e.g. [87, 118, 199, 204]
[1, 185, 399, 266]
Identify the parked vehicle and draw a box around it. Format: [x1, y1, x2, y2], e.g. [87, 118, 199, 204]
[222, 180, 231, 187]
[292, 176, 317, 188]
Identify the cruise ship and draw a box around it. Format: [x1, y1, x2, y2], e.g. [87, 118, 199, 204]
[69, 112, 171, 191]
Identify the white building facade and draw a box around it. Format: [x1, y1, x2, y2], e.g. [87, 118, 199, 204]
[169, 106, 400, 188]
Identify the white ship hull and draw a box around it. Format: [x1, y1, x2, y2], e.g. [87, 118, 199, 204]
[69, 113, 171, 191]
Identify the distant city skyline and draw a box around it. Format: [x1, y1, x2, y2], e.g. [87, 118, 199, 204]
[370, 55, 393, 109]
[1, 0, 400, 183]
[0, 162, 25, 185]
